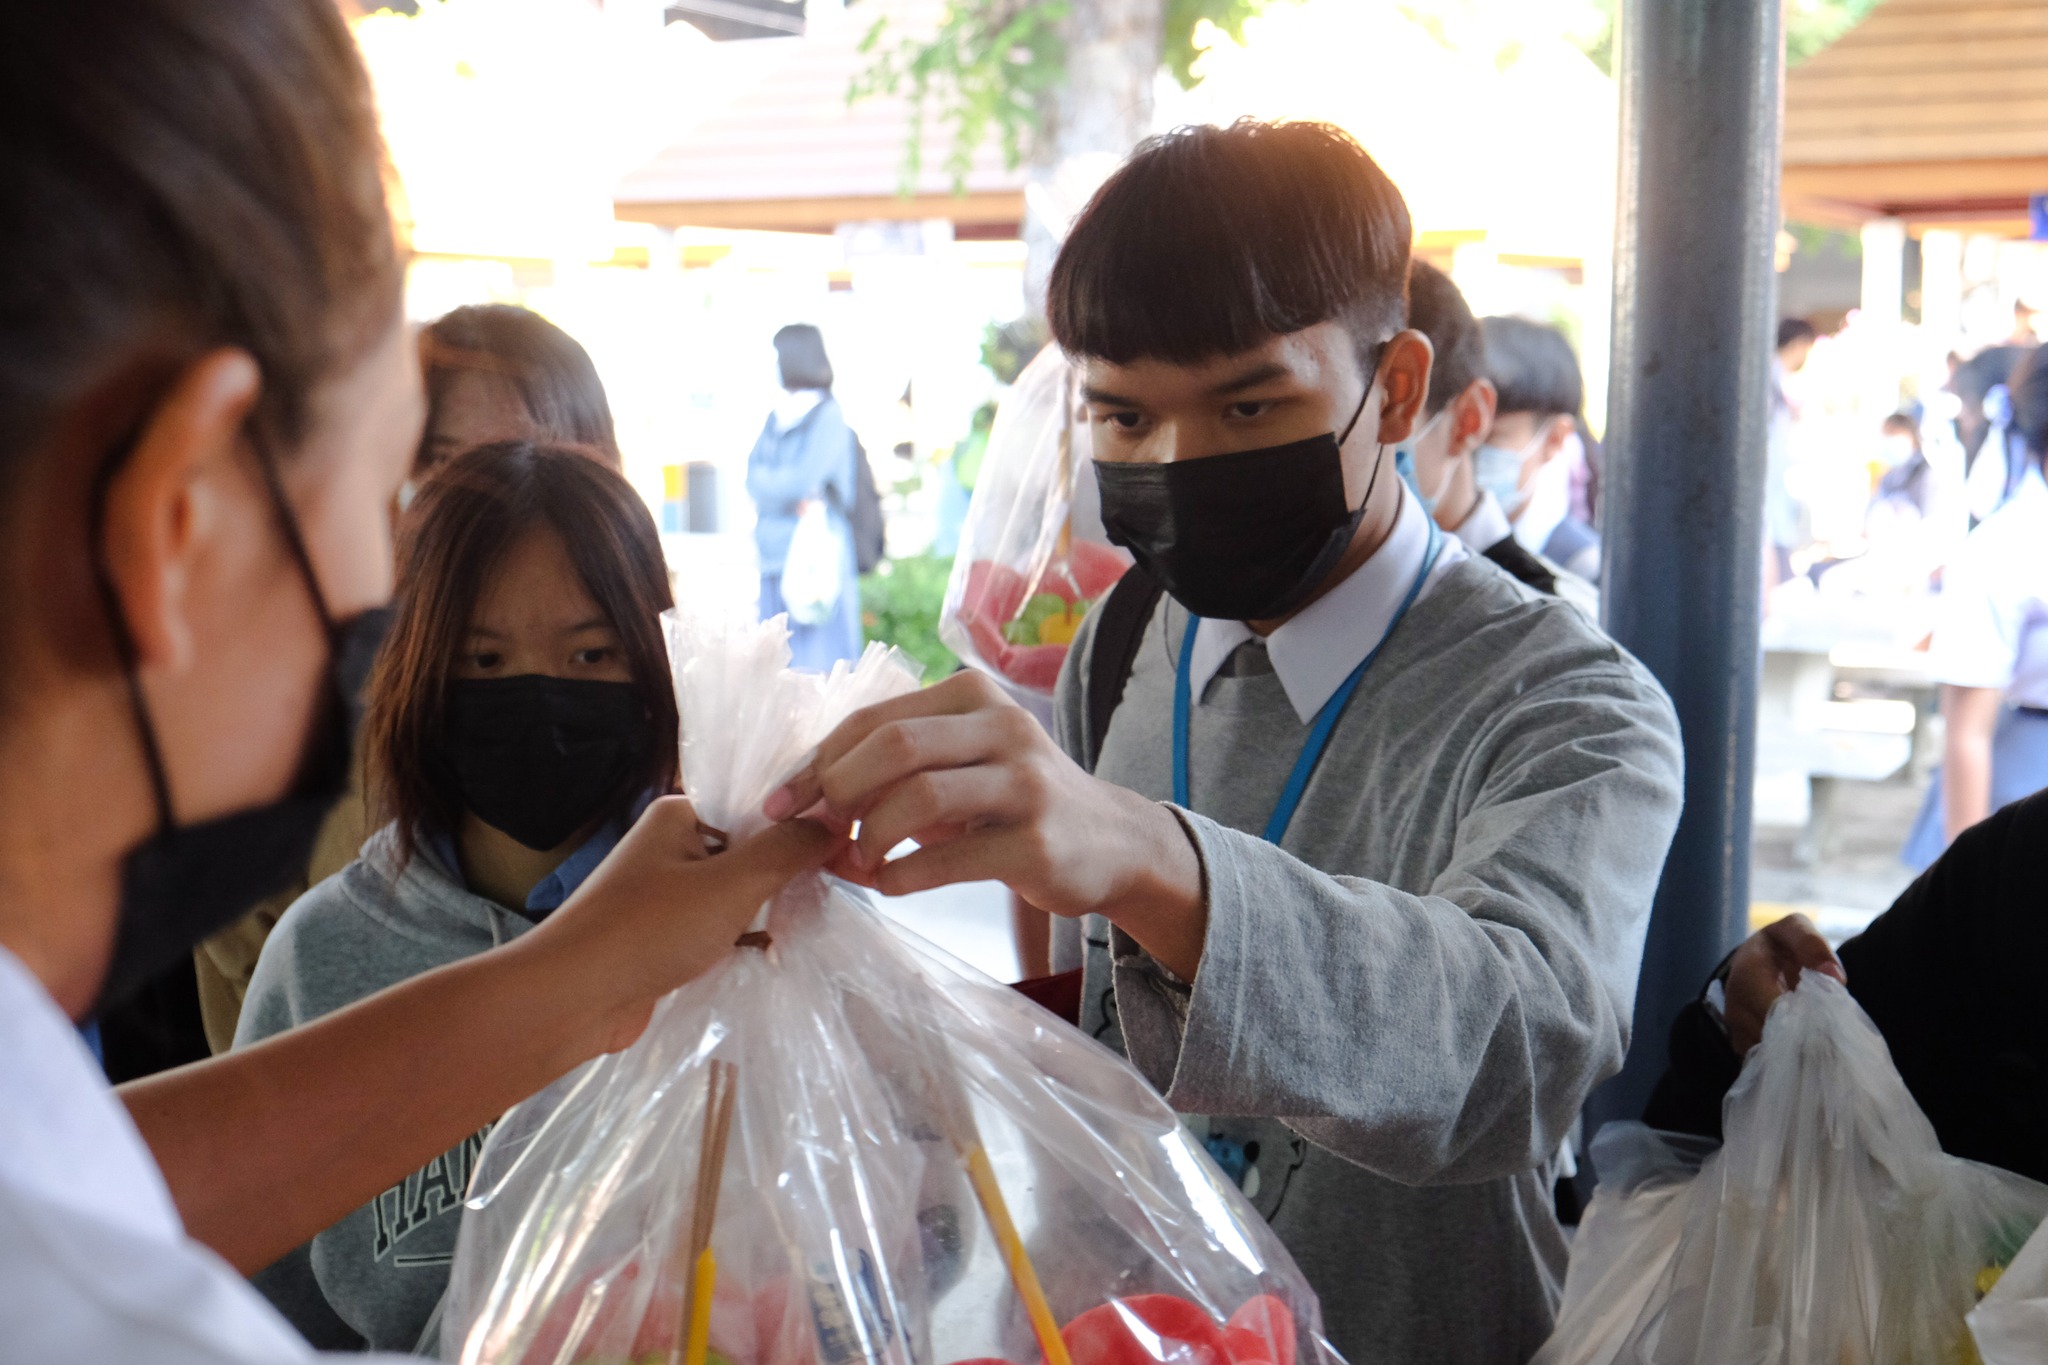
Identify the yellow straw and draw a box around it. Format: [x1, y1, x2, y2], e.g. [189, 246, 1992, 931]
[684, 1247, 718, 1365]
[962, 1145, 1072, 1365]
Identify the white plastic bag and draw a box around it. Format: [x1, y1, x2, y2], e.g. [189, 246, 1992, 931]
[440, 608, 1337, 1365]
[940, 347, 1130, 696]
[781, 500, 844, 627]
[1536, 974, 2047, 1365]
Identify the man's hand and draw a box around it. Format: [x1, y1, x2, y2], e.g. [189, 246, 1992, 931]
[1723, 912, 1846, 1055]
[762, 670, 1208, 977]
[531, 796, 843, 1053]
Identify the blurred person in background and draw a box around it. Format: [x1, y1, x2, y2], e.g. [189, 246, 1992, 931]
[1901, 346, 2048, 871]
[239, 442, 677, 1351]
[1396, 262, 1597, 615]
[1955, 343, 2039, 524]
[182, 302, 628, 1065]
[747, 323, 862, 672]
[1764, 317, 1817, 594]
[412, 304, 621, 481]
[1477, 315, 1602, 581]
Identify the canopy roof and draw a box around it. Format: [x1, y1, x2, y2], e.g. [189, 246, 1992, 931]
[1783, 0, 2048, 234]
[614, 0, 1026, 235]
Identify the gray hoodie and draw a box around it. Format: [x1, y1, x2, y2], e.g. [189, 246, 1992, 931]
[235, 826, 541, 1352]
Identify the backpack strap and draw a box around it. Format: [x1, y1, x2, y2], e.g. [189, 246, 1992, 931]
[1083, 567, 1166, 773]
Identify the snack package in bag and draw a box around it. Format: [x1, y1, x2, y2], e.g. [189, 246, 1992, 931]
[1534, 974, 2047, 1365]
[940, 346, 1131, 696]
[440, 608, 1335, 1365]
[1970, 1214, 2048, 1363]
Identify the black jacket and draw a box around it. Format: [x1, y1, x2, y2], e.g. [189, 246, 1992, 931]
[1644, 789, 2048, 1183]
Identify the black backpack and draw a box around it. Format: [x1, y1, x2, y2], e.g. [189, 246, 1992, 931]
[1081, 566, 1167, 772]
[831, 437, 887, 575]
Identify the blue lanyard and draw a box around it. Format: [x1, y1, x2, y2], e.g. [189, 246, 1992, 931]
[1174, 522, 1442, 845]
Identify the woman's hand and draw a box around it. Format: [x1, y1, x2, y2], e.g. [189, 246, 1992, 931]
[530, 796, 841, 1053]
[126, 798, 841, 1273]
[1723, 912, 1845, 1055]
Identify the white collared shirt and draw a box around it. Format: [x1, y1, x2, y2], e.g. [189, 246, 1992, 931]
[0, 944, 410, 1361]
[1929, 463, 2048, 707]
[1448, 488, 1512, 555]
[1188, 484, 1468, 723]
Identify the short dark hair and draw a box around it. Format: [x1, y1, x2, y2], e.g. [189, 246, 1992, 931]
[0, 0, 401, 469]
[419, 305, 621, 474]
[1482, 316, 1584, 419]
[365, 442, 678, 863]
[1406, 261, 1486, 415]
[1048, 120, 1412, 367]
[1777, 317, 1818, 351]
[773, 324, 834, 391]
[2007, 346, 2048, 457]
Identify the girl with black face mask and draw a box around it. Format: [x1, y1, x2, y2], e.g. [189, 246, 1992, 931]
[234, 441, 677, 1351]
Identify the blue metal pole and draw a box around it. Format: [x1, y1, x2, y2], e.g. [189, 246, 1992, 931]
[1587, 0, 1784, 1140]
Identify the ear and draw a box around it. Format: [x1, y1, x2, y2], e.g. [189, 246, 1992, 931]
[1449, 379, 1498, 459]
[1539, 412, 1576, 460]
[1372, 330, 1434, 443]
[100, 349, 262, 673]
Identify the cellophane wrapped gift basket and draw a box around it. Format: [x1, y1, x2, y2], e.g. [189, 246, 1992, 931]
[439, 607, 1336, 1365]
[940, 346, 1130, 697]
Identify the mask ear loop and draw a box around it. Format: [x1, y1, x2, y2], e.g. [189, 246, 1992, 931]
[1340, 347, 1388, 519]
[88, 427, 177, 833]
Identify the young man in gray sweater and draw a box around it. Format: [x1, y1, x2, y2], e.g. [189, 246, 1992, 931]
[766, 120, 1684, 1365]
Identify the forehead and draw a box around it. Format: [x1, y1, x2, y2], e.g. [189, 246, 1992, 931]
[471, 525, 604, 629]
[1080, 321, 1361, 403]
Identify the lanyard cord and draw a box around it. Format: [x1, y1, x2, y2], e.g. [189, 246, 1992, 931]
[1174, 520, 1442, 845]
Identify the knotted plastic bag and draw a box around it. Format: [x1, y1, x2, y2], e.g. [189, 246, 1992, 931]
[440, 608, 1333, 1365]
[940, 346, 1130, 696]
[1534, 974, 2047, 1365]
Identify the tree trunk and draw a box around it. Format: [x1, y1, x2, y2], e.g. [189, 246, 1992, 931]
[1022, 0, 1165, 312]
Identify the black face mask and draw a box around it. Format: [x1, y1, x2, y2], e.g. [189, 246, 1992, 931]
[429, 675, 654, 853]
[91, 443, 393, 1015]
[1096, 382, 1383, 621]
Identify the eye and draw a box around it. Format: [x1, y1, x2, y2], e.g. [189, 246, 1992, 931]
[1101, 410, 1144, 431]
[1226, 400, 1273, 419]
[572, 646, 615, 666]
[468, 650, 502, 671]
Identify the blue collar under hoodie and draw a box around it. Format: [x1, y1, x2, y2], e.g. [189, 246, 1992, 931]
[232, 822, 604, 1351]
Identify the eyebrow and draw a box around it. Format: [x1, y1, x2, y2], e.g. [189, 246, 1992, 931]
[1206, 361, 1290, 397]
[1081, 384, 1144, 408]
[465, 617, 614, 641]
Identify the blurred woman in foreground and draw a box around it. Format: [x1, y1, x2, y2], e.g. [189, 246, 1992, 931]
[0, 2, 834, 1353]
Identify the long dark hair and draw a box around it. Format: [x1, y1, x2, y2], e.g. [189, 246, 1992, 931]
[365, 442, 677, 861]
[418, 304, 621, 474]
[0, 0, 401, 471]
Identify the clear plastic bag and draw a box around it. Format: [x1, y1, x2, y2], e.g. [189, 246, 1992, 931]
[1535, 974, 2047, 1365]
[440, 608, 1334, 1365]
[940, 347, 1131, 697]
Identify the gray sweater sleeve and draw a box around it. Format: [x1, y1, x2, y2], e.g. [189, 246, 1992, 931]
[1111, 666, 1683, 1188]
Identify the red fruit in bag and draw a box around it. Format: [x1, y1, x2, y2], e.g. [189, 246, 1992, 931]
[1062, 1295, 1230, 1365]
[961, 561, 1029, 627]
[1221, 1296, 1295, 1365]
[1067, 541, 1132, 601]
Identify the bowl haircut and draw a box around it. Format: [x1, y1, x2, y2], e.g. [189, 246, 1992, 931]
[1047, 120, 1413, 374]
